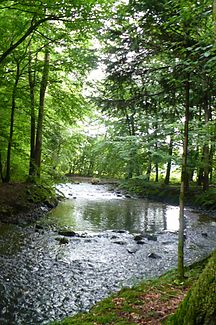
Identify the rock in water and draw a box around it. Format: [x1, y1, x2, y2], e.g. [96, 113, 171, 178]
[144, 234, 157, 241]
[134, 234, 143, 241]
[148, 252, 161, 259]
[58, 230, 77, 237]
[127, 245, 139, 254]
[55, 237, 69, 245]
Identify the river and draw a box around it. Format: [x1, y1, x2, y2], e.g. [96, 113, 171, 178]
[0, 182, 215, 324]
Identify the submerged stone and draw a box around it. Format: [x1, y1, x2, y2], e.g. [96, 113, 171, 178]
[55, 237, 69, 244]
[148, 252, 161, 259]
[127, 245, 139, 254]
[144, 234, 157, 241]
[137, 240, 146, 245]
[112, 240, 127, 245]
[58, 230, 77, 237]
[134, 234, 143, 241]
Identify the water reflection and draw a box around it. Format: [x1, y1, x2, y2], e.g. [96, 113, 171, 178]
[44, 183, 180, 233]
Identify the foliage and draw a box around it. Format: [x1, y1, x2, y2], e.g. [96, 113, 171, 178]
[0, 0, 216, 187]
[0, 0, 115, 182]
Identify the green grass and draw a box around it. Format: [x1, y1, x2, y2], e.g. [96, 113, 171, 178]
[51, 257, 209, 325]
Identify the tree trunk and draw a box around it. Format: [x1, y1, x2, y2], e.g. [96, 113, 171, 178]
[146, 119, 152, 181]
[155, 162, 159, 182]
[168, 249, 216, 325]
[4, 61, 20, 183]
[28, 50, 37, 176]
[34, 47, 50, 177]
[202, 89, 210, 191]
[154, 120, 159, 182]
[209, 144, 214, 183]
[164, 137, 173, 185]
[197, 148, 204, 186]
[0, 152, 3, 182]
[178, 75, 190, 280]
[146, 156, 152, 181]
[196, 106, 203, 186]
[126, 111, 136, 179]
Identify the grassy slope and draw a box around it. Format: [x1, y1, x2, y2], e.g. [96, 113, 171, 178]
[52, 257, 209, 325]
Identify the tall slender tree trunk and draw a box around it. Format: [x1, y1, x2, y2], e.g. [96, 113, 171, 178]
[164, 137, 173, 185]
[155, 162, 159, 182]
[178, 75, 190, 279]
[146, 119, 152, 181]
[197, 148, 204, 186]
[4, 61, 20, 183]
[146, 156, 152, 181]
[209, 144, 214, 182]
[196, 106, 203, 186]
[126, 111, 136, 179]
[28, 50, 37, 176]
[0, 152, 3, 182]
[34, 47, 50, 177]
[202, 89, 210, 191]
[154, 119, 159, 182]
[155, 140, 159, 182]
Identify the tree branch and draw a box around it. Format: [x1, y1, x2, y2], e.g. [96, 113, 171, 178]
[0, 15, 57, 64]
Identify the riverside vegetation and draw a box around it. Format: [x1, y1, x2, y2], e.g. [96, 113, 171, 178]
[119, 178, 216, 210]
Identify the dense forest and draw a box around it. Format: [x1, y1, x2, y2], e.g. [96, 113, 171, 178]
[0, 0, 215, 187]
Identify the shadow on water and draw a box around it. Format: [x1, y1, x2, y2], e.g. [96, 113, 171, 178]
[0, 183, 215, 324]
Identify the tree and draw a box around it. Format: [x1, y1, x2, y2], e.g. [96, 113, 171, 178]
[96, 0, 215, 280]
[0, 0, 115, 182]
[33, 46, 50, 177]
[166, 250, 216, 325]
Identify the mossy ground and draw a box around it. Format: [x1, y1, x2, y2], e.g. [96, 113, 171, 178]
[0, 182, 57, 224]
[52, 258, 209, 325]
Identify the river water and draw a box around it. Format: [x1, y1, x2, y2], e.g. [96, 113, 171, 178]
[0, 182, 215, 324]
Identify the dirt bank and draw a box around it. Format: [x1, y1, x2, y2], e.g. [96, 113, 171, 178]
[0, 182, 58, 225]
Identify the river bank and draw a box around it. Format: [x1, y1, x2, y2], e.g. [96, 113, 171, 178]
[0, 182, 58, 225]
[118, 178, 216, 212]
[52, 255, 210, 325]
[1, 177, 216, 226]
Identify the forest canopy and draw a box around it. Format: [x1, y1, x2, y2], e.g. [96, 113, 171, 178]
[0, 0, 215, 188]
